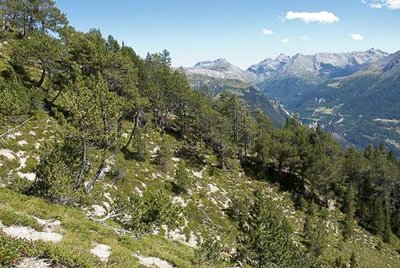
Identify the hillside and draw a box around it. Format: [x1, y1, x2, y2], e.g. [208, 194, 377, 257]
[1, 108, 400, 268]
[183, 70, 288, 126]
[1, 1, 400, 268]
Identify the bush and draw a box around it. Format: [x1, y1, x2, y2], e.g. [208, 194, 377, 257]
[0, 79, 41, 122]
[154, 137, 173, 173]
[172, 162, 192, 194]
[113, 189, 182, 236]
[30, 142, 89, 205]
[194, 237, 223, 265]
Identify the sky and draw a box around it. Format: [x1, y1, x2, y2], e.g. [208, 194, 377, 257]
[55, 0, 400, 69]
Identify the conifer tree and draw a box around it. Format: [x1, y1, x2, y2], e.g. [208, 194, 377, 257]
[237, 190, 306, 268]
[303, 202, 327, 257]
[155, 137, 174, 173]
[383, 199, 392, 243]
[343, 184, 356, 240]
[173, 162, 191, 194]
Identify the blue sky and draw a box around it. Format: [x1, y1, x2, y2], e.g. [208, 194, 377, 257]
[55, 0, 400, 69]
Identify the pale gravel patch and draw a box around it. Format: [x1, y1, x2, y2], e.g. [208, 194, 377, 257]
[16, 258, 51, 268]
[34, 142, 41, 149]
[16, 151, 27, 169]
[0, 149, 15, 160]
[133, 253, 174, 268]
[0, 218, 62, 243]
[208, 183, 219, 194]
[90, 244, 111, 262]
[135, 187, 144, 196]
[102, 201, 111, 210]
[18, 140, 28, 146]
[104, 192, 114, 204]
[35, 218, 61, 233]
[7, 131, 22, 139]
[192, 170, 203, 179]
[17, 171, 36, 181]
[2, 225, 63, 242]
[164, 226, 197, 248]
[91, 205, 107, 217]
[172, 196, 187, 207]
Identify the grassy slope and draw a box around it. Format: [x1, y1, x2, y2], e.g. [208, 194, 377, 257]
[1, 112, 400, 267]
[1, 40, 399, 267]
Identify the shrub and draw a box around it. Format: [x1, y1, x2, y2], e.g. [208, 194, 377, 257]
[194, 237, 223, 265]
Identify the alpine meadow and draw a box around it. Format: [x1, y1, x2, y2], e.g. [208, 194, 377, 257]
[1, 1, 400, 267]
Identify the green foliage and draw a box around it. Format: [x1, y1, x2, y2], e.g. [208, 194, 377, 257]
[0, 78, 39, 121]
[0, 207, 42, 231]
[0, 0, 67, 37]
[226, 195, 251, 222]
[114, 189, 182, 236]
[333, 256, 348, 268]
[194, 237, 223, 265]
[303, 203, 327, 257]
[155, 137, 174, 173]
[349, 252, 358, 268]
[31, 141, 89, 205]
[11, 31, 65, 88]
[173, 162, 192, 194]
[383, 201, 392, 243]
[236, 190, 309, 268]
[343, 185, 356, 240]
[0, 235, 32, 267]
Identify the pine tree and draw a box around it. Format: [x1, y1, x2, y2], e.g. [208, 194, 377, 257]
[12, 31, 64, 87]
[173, 162, 191, 194]
[155, 137, 173, 173]
[343, 185, 356, 240]
[237, 190, 306, 268]
[383, 199, 392, 243]
[303, 202, 327, 257]
[373, 199, 385, 236]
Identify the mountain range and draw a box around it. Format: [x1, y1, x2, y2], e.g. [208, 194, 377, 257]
[182, 49, 400, 155]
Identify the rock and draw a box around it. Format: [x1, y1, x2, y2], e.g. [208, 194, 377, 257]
[327, 199, 336, 211]
[91, 205, 107, 217]
[1, 225, 63, 242]
[133, 253, 174, 268]
[0, 149, 15, 160]
[90, 243, 111, 262]
[16, 258, 51, 268]
[17, 172, 36, 181]
[18, 140, 28, 146]
[208, 183, 219, 194]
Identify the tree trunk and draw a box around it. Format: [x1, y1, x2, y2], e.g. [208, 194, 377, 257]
[49, 88, 63, 106]
[124, 114, 139, 150]
[117, 116, 123, 140]
[85, 160, 106, 192]
[37, 67, 46, 87]
[74, 138, 87, 191]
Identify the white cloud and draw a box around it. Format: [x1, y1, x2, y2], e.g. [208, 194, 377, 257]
[300, 35, 311, 42]
[260, 28, 273, 35]
[364, 0, 400, 9]
[284, 11, 340, 24]
[370, 2, 383, 8]
[350, 33, 364, 41]
[281, 38, 289, 43]
[387, 0, 400, 9]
